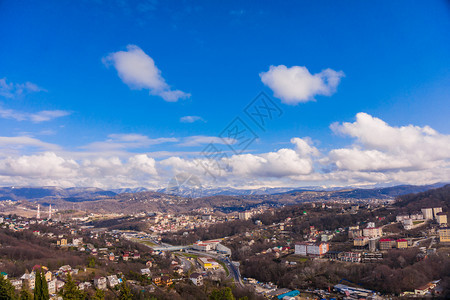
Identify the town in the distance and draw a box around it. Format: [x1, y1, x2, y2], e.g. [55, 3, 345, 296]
[0, 183, 448, 299]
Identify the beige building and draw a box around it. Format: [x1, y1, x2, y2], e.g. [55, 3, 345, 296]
[433, 207, 443, 218]
[439, 227, 450, 243]
[396, 239, 408, 249]
[353, 236, 369, 247]
[363, 227, 382, 238]
[437, 212, 447, 225]
[238, 211, 251, 220]
[57, 238, 68, 246]
[47, 279, 57, 294]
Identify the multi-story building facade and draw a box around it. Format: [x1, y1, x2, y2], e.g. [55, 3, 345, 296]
[437, 212, 447, 225]
[396, 239, 408, 249]
[421, 208, 433, 220]
[363, 226, 382, 238]
[379, 238, 394, 250]
[439, 227, 450, 243]
[295, 242, 329, 257]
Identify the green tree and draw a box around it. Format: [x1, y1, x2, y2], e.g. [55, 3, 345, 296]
[19, 289, 32, 300]
[0, 274, 17, 300]
[88, 258, 96, 268]
[209, 287, 235, 300]
[61, 274, 84, 300]
[34, 271, 42, 300]
[41, 275, 49, 300]
[19, 281, 32, 300]
[92, 288, 104, 300]
[33, 270, 49, 300]
[118, 279, 133, 300]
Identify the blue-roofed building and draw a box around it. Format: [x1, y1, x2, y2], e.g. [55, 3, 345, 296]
[277, 290, 300, 299]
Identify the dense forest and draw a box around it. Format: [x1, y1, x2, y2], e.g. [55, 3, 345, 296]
[395, 184, 450, 213]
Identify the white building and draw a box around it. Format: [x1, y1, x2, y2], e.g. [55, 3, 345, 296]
[396, 215, 409, 222]
[403, 219, 413, 230]
[422, 208, 433, 220]
[192, 242, 211, 251]
[141, 268, 151, 276]
[94, 277, 107, 290]
[107, 275, 120, 288]
[295, 242, 329, 257]
[72, 238, 83, 246]
[47, 279, 57, 294]
[190, 273, 203, 286]
[10, 279, 22, 290]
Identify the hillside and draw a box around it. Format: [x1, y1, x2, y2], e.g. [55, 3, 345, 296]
[394, 184, 450, 212]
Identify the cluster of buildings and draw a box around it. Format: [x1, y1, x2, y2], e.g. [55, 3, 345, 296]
[192, 240, 232, 255]
[146, 213, 228, 233]
[396, 207, 449, 244]
[7, 264, 99, 295]
[397, 207, 447, 230]
[294, 242, 329, 257]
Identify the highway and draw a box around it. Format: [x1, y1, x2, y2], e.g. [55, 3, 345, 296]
[186, 249, 244, 287]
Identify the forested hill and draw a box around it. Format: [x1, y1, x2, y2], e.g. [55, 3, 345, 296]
[394, 184, 450, 212]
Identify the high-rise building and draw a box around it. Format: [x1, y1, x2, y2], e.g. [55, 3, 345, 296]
[437, 212, 447, 225]
[433, 207, 443, 219]
[421, 208, 433, 220]
[37, 204, 40, 219]
[48, 204, 52, 220]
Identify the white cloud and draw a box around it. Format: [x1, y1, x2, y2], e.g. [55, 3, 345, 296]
[0, 114, 448, 189]
[0, 136, 60, 151]
[260, 65, 344, 104]
[227, 138, 318, 178]
[103, 45, 190, 102]
[328, 112, 450, 171]
[0, 78, 46, 98]
[29, 110, 71, 122]
[0, 106, 70, 123]
[180, 115, 205, 123]
[178, 135, 236, 147]
[0, 152, 78, 177]
[81, 134, 178, 152]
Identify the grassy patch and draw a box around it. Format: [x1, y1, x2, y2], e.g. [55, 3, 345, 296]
[217, 260, 230, 277]
[178, 252, 199, 259]
[131, 238, 157, 247]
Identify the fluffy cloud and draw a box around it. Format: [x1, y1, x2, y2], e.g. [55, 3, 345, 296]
[328, 112, 450, 171]
[0, 106, 70, 123]
[0, 152, 78, 177]
[180, 116, 205, 123]
[103, 45, 190, 102]
[0, 113, 448, 189]
[260, 65, 344, 104]
[0, 78, 46, 98]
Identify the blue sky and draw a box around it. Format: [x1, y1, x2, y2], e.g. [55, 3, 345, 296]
[0, 1, 449, 189]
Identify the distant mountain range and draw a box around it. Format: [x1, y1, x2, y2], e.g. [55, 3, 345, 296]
[0, 183, 445, 202]
[0, 182, 446, 203]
